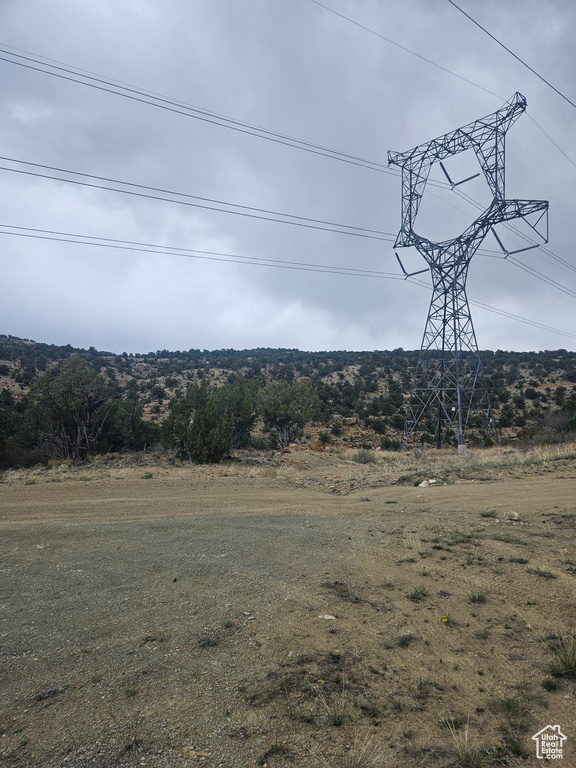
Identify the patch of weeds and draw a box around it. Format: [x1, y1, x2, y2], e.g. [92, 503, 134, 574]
[197, 636, 218, 647]
[448, 531, 478, 546]
[125, 687, 137, 697]
[541, 677, 558, 691]
[546, 632, 576, 678]
[526, 567, 557, 580]
[353, 448, 376, 464]
[287, 702, 314, 723]
[360, 496, 370, 502]
[415, 678, 443, 700]
[498, 728, 529, 759]
[223, 620, 234, 628]
[513, 679, 531, 694]
[396, 557, 416, 564]
[474, 628, 490, 640]
[408, 586, 428, 602]
[322, 694, 349, 726]
[439, 716, 464, 730]
[359, 702, 382, 719]
[385, 500, 398, 504]
[322, 580, 361, 603]
[397, 632, 414, 648]
[385, 694, 405, 713]
[340, 735, 386, 768]
[468, 591, 487, 604]
[494, 697, 532, 760]
[509, 556, 529, 564]
[142, 472, 153, 479]
[446, 723, 488, 768]
[24, 479, 37, 485]
[481, 510, 497, 518]
[497, 696, 530, 729]
[491, 533, 524, 545]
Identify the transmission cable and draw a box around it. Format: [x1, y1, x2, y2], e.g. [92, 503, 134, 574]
[309, 2, 576, 178]
[0, 156, 396, 242]
[407, 277, 576, 340]
[450, 184, 576, 276]
[0, 224, 400, 279]
[0, 46, 397, 177]
[3, 222, 574, 341]
[308, 0, 501, 99]
[446, 0, 576, 111]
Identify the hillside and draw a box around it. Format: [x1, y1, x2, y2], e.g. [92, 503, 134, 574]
[1, 334, 576, 468]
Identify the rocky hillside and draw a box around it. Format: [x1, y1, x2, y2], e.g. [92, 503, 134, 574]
[2, 334, 576, 462]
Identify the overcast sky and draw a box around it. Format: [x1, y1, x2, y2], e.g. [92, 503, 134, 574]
[1, 0, 575, 354]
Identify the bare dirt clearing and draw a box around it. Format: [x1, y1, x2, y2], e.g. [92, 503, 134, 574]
[1, 447, 575, 767]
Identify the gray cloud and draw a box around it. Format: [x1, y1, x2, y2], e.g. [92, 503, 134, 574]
[1, 0, 575, 353]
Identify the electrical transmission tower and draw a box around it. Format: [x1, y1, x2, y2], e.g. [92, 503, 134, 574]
[388, 93, 548, 452]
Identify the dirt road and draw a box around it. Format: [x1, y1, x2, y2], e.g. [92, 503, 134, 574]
[1, 453, 575, 767]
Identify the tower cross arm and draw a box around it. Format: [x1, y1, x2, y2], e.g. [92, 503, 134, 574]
[460, 198, 549, 242]
[388, 92, 526, 171]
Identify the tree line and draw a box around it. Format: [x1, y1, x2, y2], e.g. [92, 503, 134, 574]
[0, 356, 320, 467]
[1, 336, 576, 468]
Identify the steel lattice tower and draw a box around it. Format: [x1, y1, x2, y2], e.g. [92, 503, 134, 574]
[388, 93, 548, 452]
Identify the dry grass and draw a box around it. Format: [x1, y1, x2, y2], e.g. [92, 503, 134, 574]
[315, 735, 388, 768]
[547, 631, 576, 678]
[2, 441, 576, 487]
[445, 722, 487, 768]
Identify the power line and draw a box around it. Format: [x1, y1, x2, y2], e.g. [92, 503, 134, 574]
[506, 255, 576, 300]
[308, 0, 502, 99]
[8, 153, 571, 300]
[3, 222, 575, 341]
[0, 156, 396, 242]
[450, 184, 576, 277]
[526, 113, 576, 170]
[0, 47, 396, 177]
[308, 2, 576, 179]
[2, 35, 573, 320]
[446, 0, 576, 111]
[0, 224, 400, 279]
[407, 277, 576, 340]
[5, 153, 573, 302]
[0, 44, 483, 195]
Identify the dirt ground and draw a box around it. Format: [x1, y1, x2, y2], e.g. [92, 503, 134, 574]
[1, 446, 575, 768]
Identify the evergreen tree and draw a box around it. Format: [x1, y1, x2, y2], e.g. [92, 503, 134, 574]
[27, 356, 115, 461]
[161, 383, 233, 462]
[258, 379, 320, 447]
